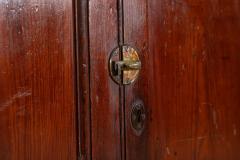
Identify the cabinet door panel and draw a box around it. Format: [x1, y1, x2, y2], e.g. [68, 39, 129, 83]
[123, 0, 240, 159]
[89, 0, 121, 159]
[0, 1, 77, 159]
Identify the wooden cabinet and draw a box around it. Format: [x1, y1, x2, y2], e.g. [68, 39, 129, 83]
[0, 0, 240, 159]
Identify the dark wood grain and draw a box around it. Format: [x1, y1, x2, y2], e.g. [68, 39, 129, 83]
[74, 0, 91, 159]
[89, 0, 121, 159]
[0, 0, 77, 159]
[123, 0, 240, 159]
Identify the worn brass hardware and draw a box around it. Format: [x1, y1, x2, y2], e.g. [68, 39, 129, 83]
[109, 45, 141, 85]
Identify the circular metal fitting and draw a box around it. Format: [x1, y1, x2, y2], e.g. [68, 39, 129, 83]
[109, 45, 141, 85]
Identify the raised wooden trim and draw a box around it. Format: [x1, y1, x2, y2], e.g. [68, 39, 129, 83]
[73, 0, 91, 159]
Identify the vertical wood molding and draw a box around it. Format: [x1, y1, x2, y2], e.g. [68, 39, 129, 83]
[74, 0, 91, 159]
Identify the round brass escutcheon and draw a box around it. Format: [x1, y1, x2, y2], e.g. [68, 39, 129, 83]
[109, 45, 141, 85]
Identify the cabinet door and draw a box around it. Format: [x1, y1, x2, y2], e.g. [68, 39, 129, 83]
[0, 0, 77, 159]
[123, 0, 240, 160]
[85, 0, 240, 159]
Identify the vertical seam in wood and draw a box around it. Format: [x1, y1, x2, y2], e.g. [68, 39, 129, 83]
[87, 0, 93, 159]
[117, 0, 126, 159]
[72, 0, 80, 159]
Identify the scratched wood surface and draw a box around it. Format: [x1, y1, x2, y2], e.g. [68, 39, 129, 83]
[89, 0, 121, 159]
[0, 0, 77, 159]
[123, 0, 240, 159]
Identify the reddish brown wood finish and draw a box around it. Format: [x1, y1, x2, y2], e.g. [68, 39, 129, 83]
[89, 0, 121, 160]
[74, 0, 91, 159]
[0, 0, 77, 159]
[1, 0, 239, 159]
[123, 0, 150, 159]
[123, 0, 240, 160]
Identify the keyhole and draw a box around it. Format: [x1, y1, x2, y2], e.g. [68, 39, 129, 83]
[136, 110, 141, 123]
[131, 100, 146, 135]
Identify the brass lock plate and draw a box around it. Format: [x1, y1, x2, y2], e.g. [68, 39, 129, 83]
[109, 45, 141, 85]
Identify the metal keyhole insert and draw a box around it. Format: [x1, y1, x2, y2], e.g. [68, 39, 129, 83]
[131, 101, 146, 135]
[109, 45, 141, 85]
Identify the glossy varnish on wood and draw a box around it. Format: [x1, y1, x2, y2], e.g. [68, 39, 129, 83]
[0, 0, 77, 159]
[1, 0, 240, 159]
[123, 0, 240, 159]
[89, 0, 121, 159]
